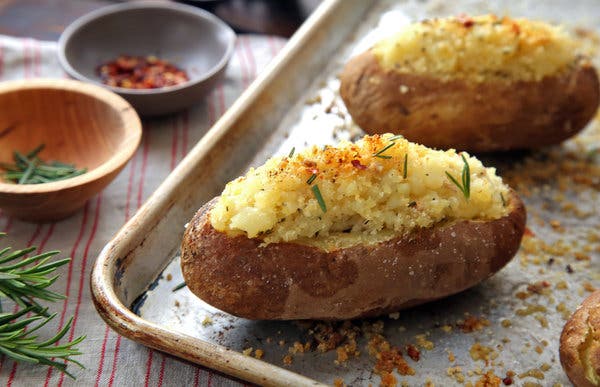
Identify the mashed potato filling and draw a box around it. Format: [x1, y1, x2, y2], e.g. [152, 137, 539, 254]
[373, 14, 578, 82]
[210, 134, 511, 250]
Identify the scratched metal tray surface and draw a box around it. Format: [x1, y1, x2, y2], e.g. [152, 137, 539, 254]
[92, 0, 600, 385]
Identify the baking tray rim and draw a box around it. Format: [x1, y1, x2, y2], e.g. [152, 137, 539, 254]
[90, 0, 351, 385]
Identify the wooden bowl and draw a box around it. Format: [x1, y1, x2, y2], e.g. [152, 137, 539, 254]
[0, 79, 142, 222]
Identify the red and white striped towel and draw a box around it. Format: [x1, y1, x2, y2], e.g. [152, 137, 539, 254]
[0, 33, 286, 387]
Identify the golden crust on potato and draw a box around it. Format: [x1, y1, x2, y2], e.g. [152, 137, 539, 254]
[181, 190, 525, 320]
[560, 290, 600, 386]
[339, 51, 600, 152]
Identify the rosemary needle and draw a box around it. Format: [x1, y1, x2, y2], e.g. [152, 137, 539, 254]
[373, 142, 396, 159]
[1, 145, 86, 185]
[172, 282, 187, 292]
[311, 185, 327, 213]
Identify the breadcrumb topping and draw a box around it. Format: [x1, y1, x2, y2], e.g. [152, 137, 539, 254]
[373, 14, 579, 82]
[211, 134, 509, 250]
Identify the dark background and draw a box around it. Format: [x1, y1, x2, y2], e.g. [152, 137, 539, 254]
[0, 0, 322, 41]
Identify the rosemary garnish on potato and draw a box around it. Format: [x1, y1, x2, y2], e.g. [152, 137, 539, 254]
[373, 135, 405, 159]
[306, 173, 326, 213]
[445, 153, 471, 199]
[372, 142, 395, 159]
[0, 144, 87, 184]
[403, 154, 408, 178]
[311, 185, 327, 213]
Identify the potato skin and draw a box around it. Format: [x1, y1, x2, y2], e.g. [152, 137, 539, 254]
[339, 51, 600, 152]
[181, 191, 526, 320]
[560, 290, 600, 387]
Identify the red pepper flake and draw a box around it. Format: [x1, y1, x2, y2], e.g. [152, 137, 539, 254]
[406, 344, 420, 361]
[456, 14, 474, 28]
[96, 55, 189, 89]
[511, 22, 521, 35]
[524, 227, 535, 237]
[502, 376, 513, 385]
[351, 160, 367, 170]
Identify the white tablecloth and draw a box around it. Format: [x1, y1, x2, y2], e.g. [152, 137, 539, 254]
[0, 33, 286, 386]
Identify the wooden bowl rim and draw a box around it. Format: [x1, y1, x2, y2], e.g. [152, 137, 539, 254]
[0, 78, 142, 194]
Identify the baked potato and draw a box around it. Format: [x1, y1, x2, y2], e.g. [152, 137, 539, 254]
[181, 134, 526, 320]
[560, 290, 600, 386]
[339, 15, 600, 152]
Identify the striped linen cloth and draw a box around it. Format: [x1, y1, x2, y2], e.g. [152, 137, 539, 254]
[0, 33, 286, 386]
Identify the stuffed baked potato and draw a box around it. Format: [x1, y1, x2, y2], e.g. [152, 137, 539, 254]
[340, 15, 600, 152]
[181, 134, 526, 320]
[560, 290, 600, 386]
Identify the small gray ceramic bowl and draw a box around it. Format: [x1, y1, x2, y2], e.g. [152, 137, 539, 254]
[58, 1, 235, 116]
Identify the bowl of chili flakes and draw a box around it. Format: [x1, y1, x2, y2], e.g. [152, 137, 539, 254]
[58, 1, 235, 116]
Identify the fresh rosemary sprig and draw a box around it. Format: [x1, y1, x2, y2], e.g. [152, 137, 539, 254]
[0, 246, 69, 313]
[0, 144, 87, 185]
[0, 233, 84, 378]
[403, 154, 408, 179]
[445, 153, 471, 200]
[0, 309, 84, 379]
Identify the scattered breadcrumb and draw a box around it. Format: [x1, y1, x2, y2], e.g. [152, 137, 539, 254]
[447, 366, 465, 383]
[534, 315, 548, 328]
[380, 372, 397, 387]
[440, 325, 453, 333]
[515, 304, 547, 316]
[475, 370, 502, 387]
[470, 343, 498, 364]
[415, 334, 434, 350]
[405, 344, 420, 361]
[447, 350, 456, 362]
[333, 378, 345, 387]
[458, 315, 490, 333]
[518, 368, 545, 380]
[583, 281, 597, 292]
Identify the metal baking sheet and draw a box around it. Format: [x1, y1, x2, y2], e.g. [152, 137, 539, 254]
[92, 0, 600, 385]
